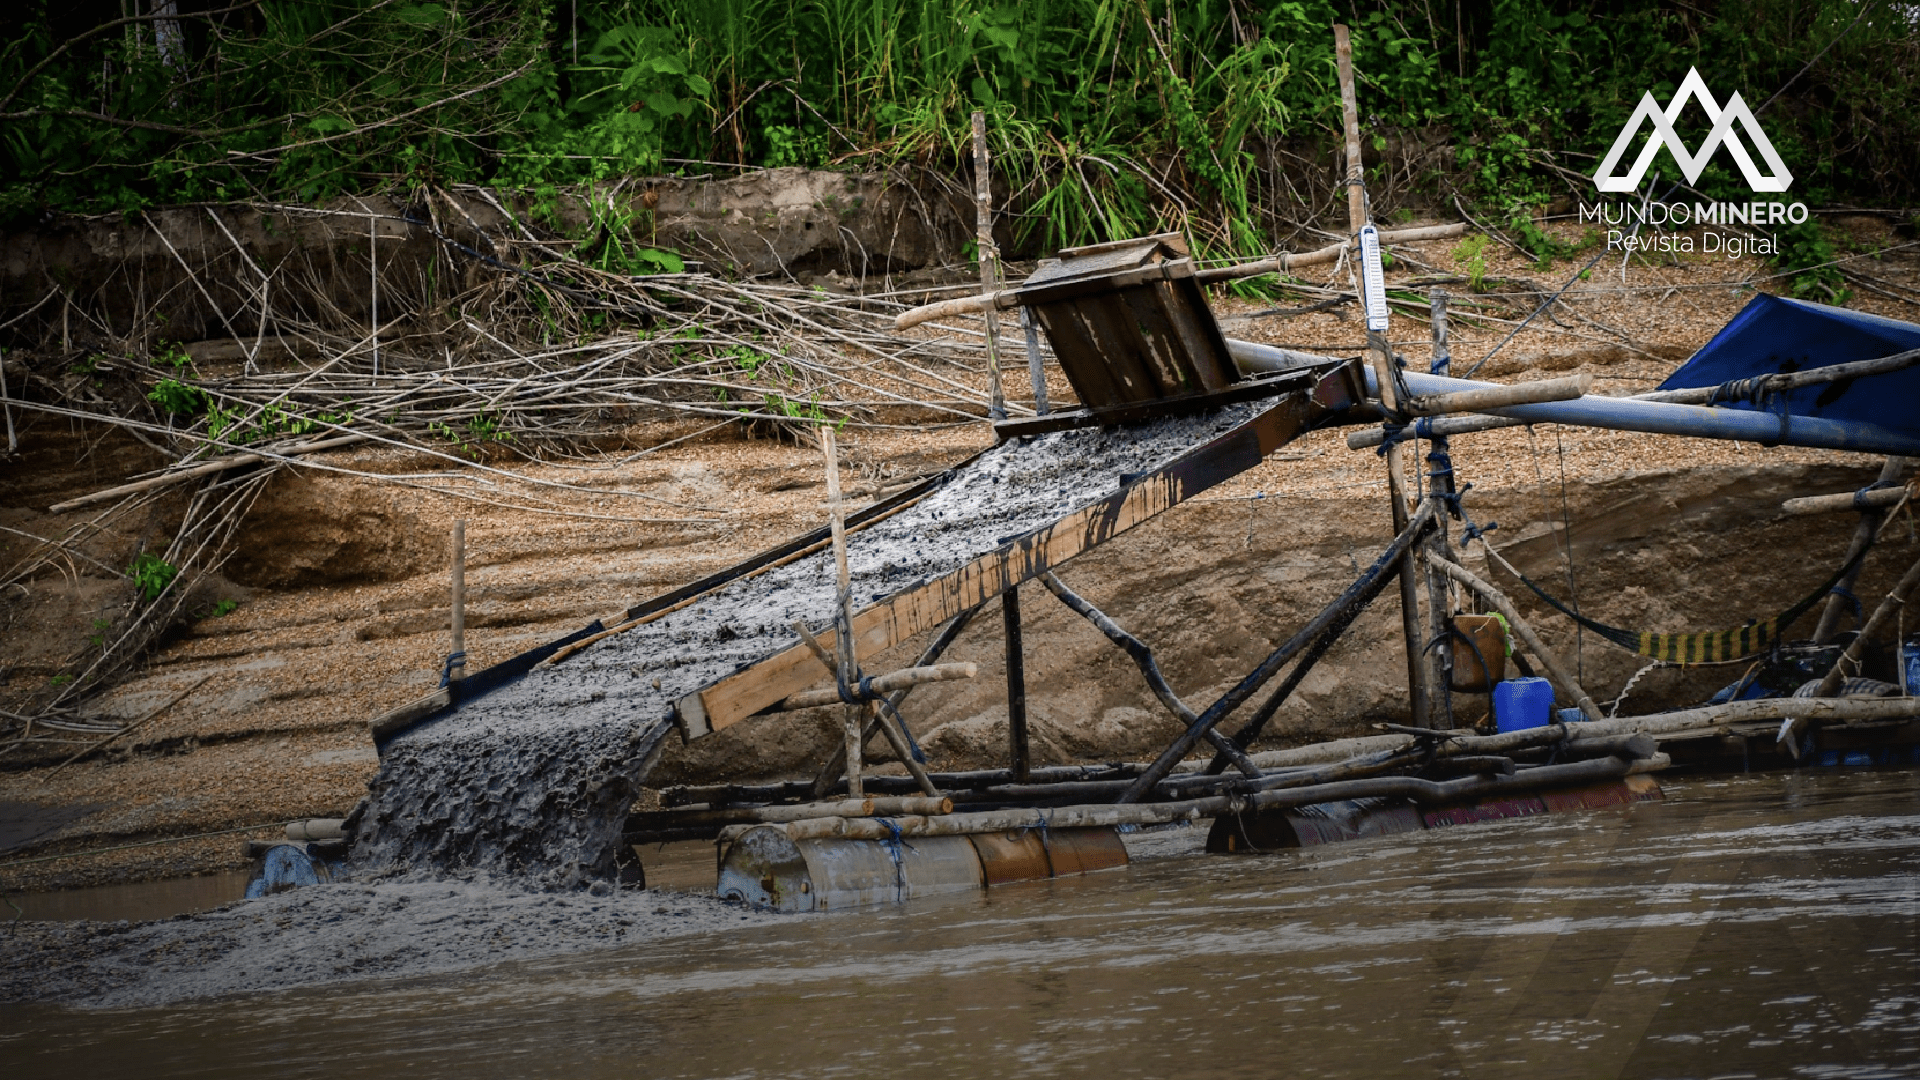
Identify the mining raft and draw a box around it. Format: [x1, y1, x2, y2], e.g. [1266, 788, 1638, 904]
[258, 46, 1920, 909]
[250, 222, 1920, 908]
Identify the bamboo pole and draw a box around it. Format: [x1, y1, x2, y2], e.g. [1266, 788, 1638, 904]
[893, 222, 1469, 332]
[1019, 308, 1050, 416]
[1190, 224, 1469, 282]
[1797, 545, 1920, 707]
[790, 619, 941, 798]
[448, 519, 466, 683]
[1003, 585, 1031, 783]
[1404, 374, 1592, 415]
[970, 110, 1007, 420]
[1334, 24, 1426, 728]
[1121, 499, 1438, 801]
[1429, 554, 1603, 719]
[48, 434, 368, 514]
[370, 212, 380, 377]
[721, 756, 1645, 845]
[1422, 292, 1457, 728]
[810, 604, 982, 797]
[821, 428, 862, 798]
[1783, 481, 1911, 517]
[1812, 458, 1914, 641]
[765, 663, 978, 712]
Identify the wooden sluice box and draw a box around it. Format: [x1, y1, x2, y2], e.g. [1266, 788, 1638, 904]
[671, 285, 1362, 740]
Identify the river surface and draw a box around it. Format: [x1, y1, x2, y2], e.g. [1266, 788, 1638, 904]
[5, 768, 1917, 1079]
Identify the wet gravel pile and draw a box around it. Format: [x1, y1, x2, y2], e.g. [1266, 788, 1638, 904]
[352, 403, 1275, 888]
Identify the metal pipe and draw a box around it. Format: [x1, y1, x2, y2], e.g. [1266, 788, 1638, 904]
[1355, 364, 1920, 457]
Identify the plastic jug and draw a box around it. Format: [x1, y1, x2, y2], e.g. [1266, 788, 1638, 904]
[1493, 677, 1555, 733]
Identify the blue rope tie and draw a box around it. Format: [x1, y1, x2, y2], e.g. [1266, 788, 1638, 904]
[1855, 480, 1898, 510]
[438, 650, 467, 688]
[1020, 810, 1053, 858]
[1827, 584, 1863, 621]
[833, 670, 878, 704]
[1705, 374, 1772, 407]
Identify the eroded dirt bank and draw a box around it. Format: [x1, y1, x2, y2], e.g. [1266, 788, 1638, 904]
[2, 418, 1908, 892]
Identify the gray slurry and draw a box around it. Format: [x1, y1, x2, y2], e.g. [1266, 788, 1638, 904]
[0, 877, 782, 1008]
[354, 403, 1275, 888]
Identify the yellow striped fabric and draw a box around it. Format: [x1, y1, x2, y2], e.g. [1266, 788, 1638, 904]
[1634, 620, 1775, 665]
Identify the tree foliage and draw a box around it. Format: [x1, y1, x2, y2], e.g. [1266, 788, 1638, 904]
[2, 0, 1915, 259]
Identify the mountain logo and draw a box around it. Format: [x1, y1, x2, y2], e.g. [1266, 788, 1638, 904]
[1593, 68, 1793, 193]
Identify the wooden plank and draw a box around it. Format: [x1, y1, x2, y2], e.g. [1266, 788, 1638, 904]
[680, 390, 1323, 736]
[1120, 280, 1192, 397]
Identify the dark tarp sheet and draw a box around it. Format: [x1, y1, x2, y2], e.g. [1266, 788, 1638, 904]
[1660, 294, 1920, 440]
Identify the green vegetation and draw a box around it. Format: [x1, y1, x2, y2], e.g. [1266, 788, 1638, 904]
[3, 1, 1914, 271]
[127, 552, 180, 602]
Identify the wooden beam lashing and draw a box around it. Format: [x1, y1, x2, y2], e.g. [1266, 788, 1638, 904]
[763, 663, 979, 712]
[679, 393, 1320, 736]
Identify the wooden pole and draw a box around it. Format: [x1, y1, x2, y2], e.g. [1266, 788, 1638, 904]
[766, 663, 979, 712]
[1334, 24, 1427, 727]
[1404, 374, 1591, 415]
[448, 519, 466, 683]
[1811, 549, 1920, 701]
[0, 348, 14, 456]
[820, 425, 863, 797]
[809, 604, 981, 797]
[1785, 484, 1910, 516]
[970, 110, 1007, 420]
[1003, 585, 1031, 783]
[1812, 458, 1913, 642]
[1333, 25, 1401, 418]
[369, 213, 380, 378]
[1120, 500, 1438, 800]
[790, 621, 941, 798]
[1020, 308, 1050, 416]
[1423, 292, 1457, 728]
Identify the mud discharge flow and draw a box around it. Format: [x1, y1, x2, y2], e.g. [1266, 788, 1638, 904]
[352, 403, 1275, 888]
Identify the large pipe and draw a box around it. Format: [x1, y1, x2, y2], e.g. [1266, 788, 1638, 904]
[1227, 340, 1920, 458]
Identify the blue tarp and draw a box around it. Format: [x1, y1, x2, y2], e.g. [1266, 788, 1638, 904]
[1660, 294, 1920, 440]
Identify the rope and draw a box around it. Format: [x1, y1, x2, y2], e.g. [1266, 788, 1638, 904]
[1020, 809, 1053, 860]
[875, 696, 928, 764]
[438, 650, 467, 687]
[837, 674, 876, 704]
[1855, 480, 1899, 510]
[1472, 534, 1869, 665]
[875, 817, 909, 900]
[1607, 659, 1667, 718]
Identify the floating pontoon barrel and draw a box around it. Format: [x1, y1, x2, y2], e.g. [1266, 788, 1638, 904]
[1207, 797, 1425, 852]
[717, 824, 1129, 911]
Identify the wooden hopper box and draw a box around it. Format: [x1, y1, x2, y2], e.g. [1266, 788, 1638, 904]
[1016, 232, 1240, 412]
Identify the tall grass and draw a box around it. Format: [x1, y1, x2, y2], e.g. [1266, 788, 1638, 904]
[3, 0, 1917, 260]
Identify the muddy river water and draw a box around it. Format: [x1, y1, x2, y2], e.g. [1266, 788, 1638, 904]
[6, 768, 1917, 1079]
